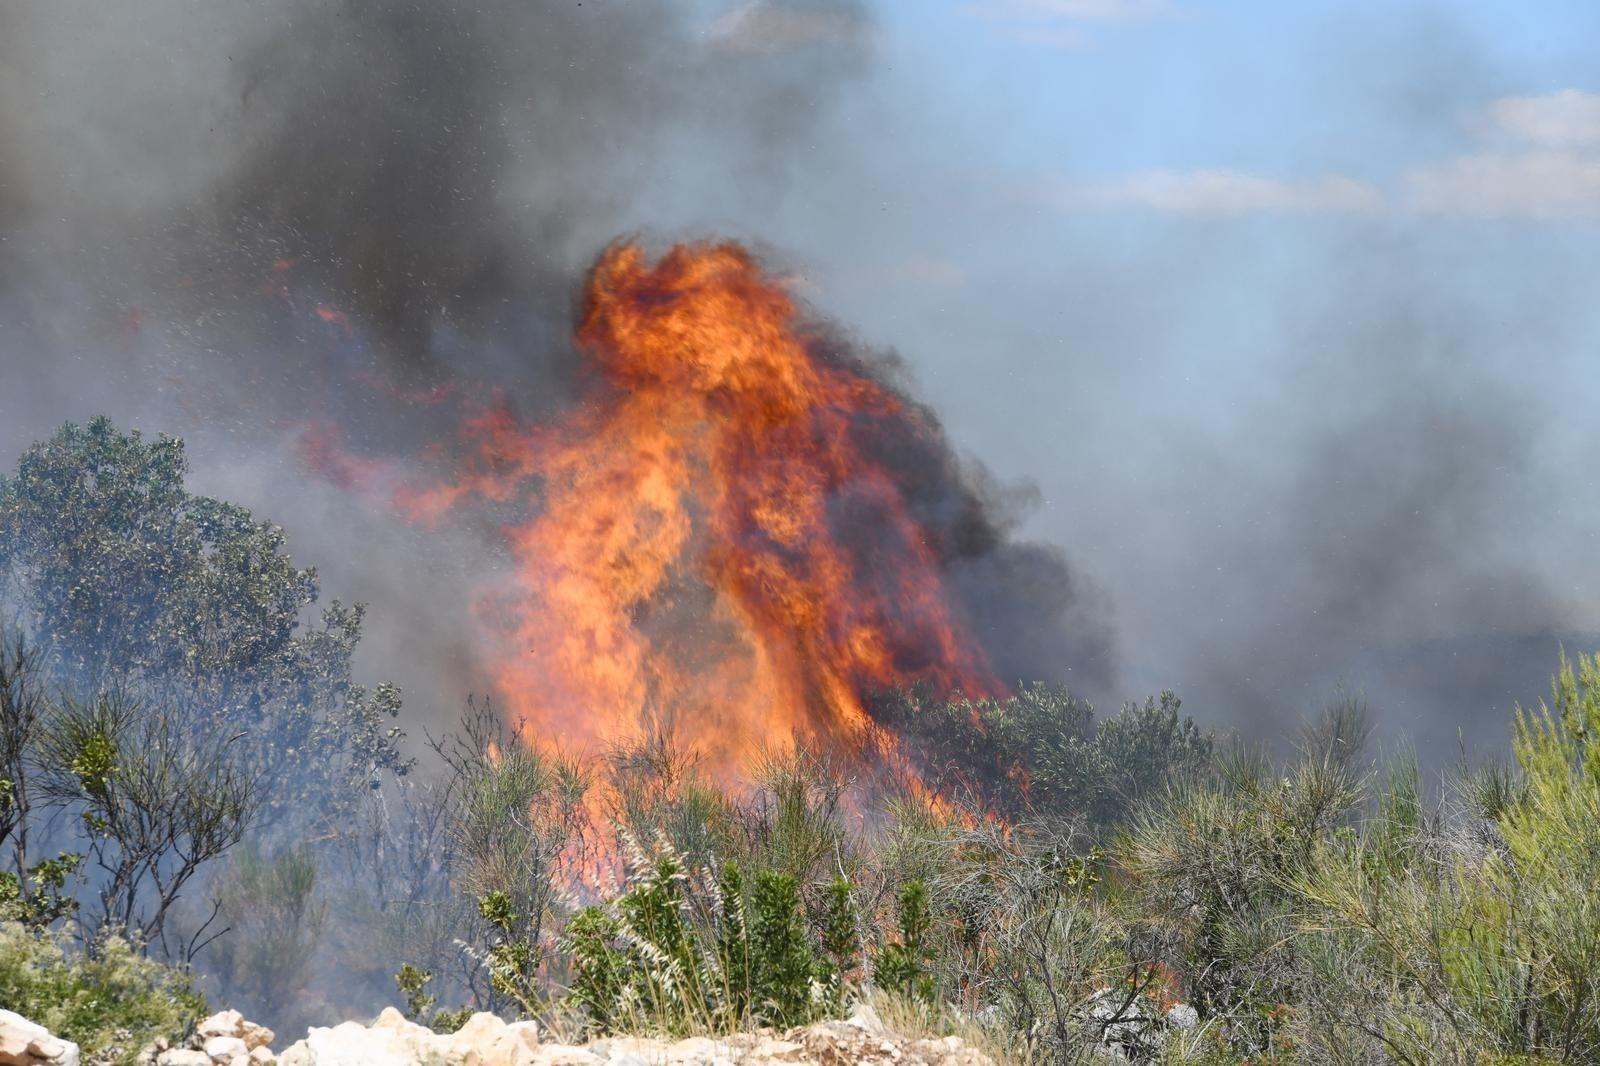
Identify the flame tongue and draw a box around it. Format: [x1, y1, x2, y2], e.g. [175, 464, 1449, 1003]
[416, 241, 1005, 780]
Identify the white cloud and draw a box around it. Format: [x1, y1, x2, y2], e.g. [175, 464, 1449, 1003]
[1060, 169, 1380, 216]
[709, 2, 868, 54]
[1395, 89, 1600, 219]
[1405, 151, 1600, 219]
[968, 0, 1175, 49]
[1018, 87, 1600, 222]
[1487, 90, 1600, 148]
[984, 0, 1174, 22]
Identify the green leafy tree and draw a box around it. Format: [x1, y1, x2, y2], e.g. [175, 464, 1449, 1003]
[0, 417, 410, 829]
[873, 683, 1212, 827]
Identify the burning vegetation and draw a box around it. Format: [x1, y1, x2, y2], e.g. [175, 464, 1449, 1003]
[362, 240, 1087, 799]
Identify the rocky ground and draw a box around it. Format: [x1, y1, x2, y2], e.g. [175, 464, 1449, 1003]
[0, 1003, 994, 1066]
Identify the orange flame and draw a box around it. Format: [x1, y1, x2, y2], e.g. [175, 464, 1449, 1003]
[406, 241, 1006, 783]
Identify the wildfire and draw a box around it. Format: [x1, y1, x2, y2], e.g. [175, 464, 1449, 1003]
[402, 241, 1007, 783]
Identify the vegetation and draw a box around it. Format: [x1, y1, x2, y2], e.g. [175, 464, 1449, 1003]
[0, 916, 204, 1065]
[5, 418, 1600, 1065]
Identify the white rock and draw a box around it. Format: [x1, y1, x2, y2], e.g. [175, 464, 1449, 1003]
[0, 1010, 81, 1066]
[197, 1012, 245, 1040]
[370, 1009, 412, 1033]
[606, 1054, 648, 1066]
[844, 1002, 887, 1038]
[156, 1052, 212, 1066]
[204, 1035, 249, 1062]
[276, 1020, 420, 1066]
[1164, 1002, 1199, 1031]
[239, 1021, 275, 1052]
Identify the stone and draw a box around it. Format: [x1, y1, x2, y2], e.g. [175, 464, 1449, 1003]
[239, 1022, 276, 1052]
[262, 1002, 993, 1066]
[197, 1013, 245, 1040]
[370, 1009, 411, 1033]
[1165, 1002, 1198, 1031]
[844, 1003, 887, 1038]
[0, 1010, 82, 1066]
[155, 1052, 211, 1066]
[204, 1036, 248, 1062]
[601, 1043, 646, 1062]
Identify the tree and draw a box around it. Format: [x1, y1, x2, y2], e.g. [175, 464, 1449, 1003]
[873, 683, 1213, 827]
[37, 689, 258, 956]
[0, 417, 409, 830]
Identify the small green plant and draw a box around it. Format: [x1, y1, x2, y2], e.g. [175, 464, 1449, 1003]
[566, 904, 627, 1030]
[0, 852, 83, 927]
[749, 869, 817, 1027]
[819, 874, 861, 998]
[877, 880, 936, 1003]
[478, 889, 542, 1015]
[715, 862, 752, 1020]
[396, 963, 437, 1021]
[393, 962, 473, 1034]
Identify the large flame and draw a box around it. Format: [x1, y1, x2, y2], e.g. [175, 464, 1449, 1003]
[404, 241, 1006, 780]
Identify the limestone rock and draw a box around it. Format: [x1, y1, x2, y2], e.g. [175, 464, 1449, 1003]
[203, 1037, 248, 1062]
[0, 1010, 81, 1066]
[141, 1008, 276, 1066]
[153, 1052, 209, 1066]
[257, 1003, 992, 1066]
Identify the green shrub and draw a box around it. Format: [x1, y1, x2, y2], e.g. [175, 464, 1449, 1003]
[877, 880, 936, 1003]
[819, 874, 861, 996]
[563, 839, 718, 1035]
[0, 918, 203, 1064]
[193, 845, 324, 1023]
[715, 862, 752, 1019]
[1292, 653, 1600, 1063]
[749, 869, 818, 1027]
[873, 684, 1212, 828]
